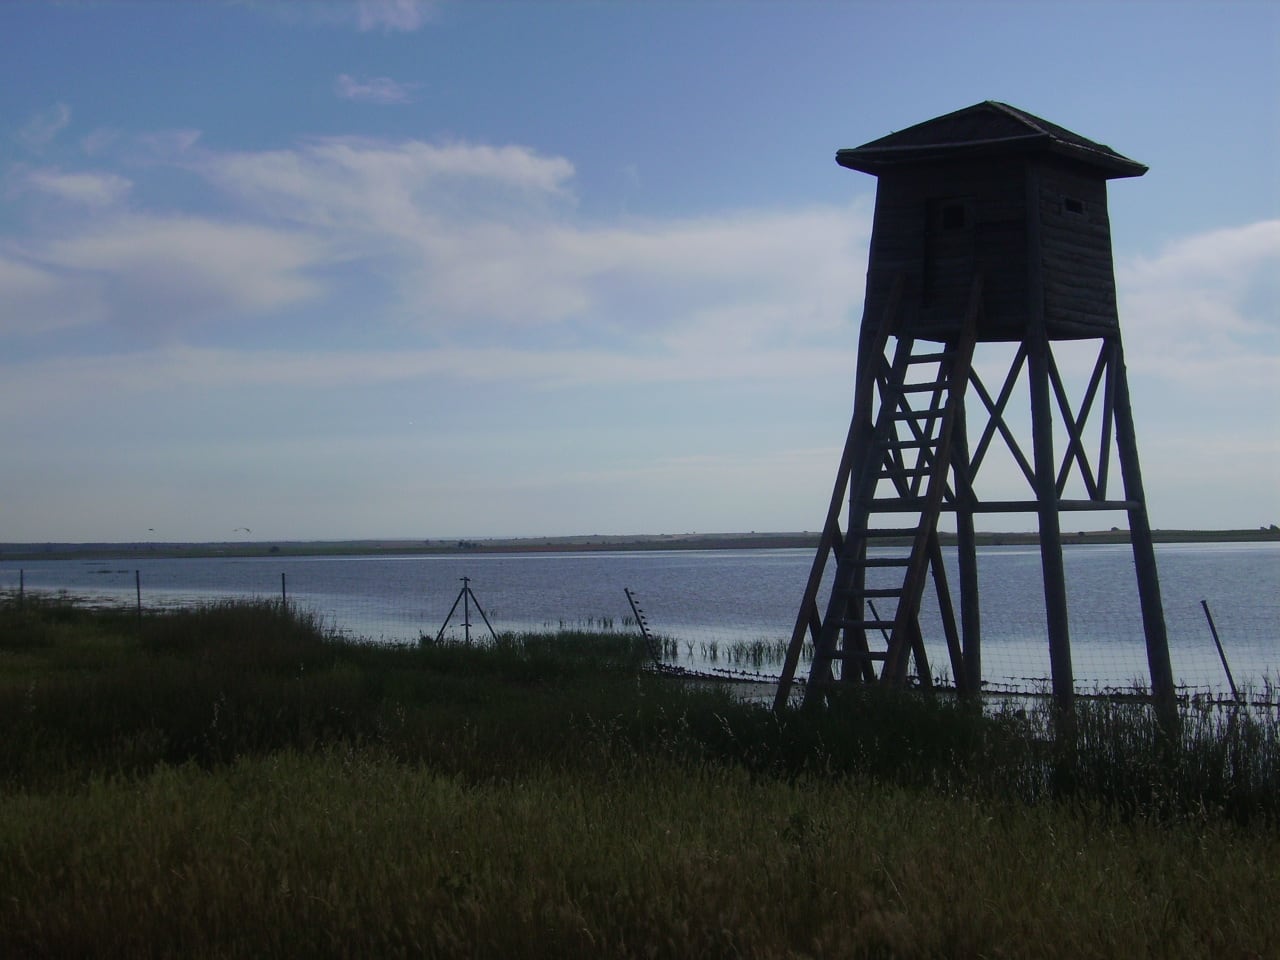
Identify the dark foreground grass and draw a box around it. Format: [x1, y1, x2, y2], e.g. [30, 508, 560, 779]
[1, 595, 1278, 958]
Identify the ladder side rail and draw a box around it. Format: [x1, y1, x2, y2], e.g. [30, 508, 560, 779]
[808, 328, 919, 696]
[877, 386, 961, 509]
[877, 405, 967, 690]
[907, 385, 949, 500]
[882, 278, 982, 683]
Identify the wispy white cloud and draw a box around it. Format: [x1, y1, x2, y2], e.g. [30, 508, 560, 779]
[242, 0, 436, 33]
[1124, 220, 1280, 291]
[194, 136, 866, 340]
[202, 137, 576, 225]
[334, 73, 416, 104]
[30, 214, 326, 335]
[0, 253, 104, 335]
[17, 103, 71, 151]
[8, 129, 1273, 430]
[22, 168, 132, 207]
[1118, 219, 1280, 389]
[355, 0, 436, 32]
[0, 130, 855, 402]
[80, 127, 123, 156]
[0, 339, 857, 416]
[135, 128, 203, 160]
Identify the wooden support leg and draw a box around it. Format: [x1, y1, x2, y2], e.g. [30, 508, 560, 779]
[952, 386, 981, 697]
[1029, 338, 1075, 711]
[1111, 338, 1178, 727]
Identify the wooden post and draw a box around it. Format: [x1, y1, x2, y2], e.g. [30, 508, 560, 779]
[1200, 600, 1239, 702]
[1030, 347, 1075, 710]
[1112, 338, 1177, 723]
[1026, 170, 1074, 712]
[951, 386, 981, 696]
[135, 570, 142, 632]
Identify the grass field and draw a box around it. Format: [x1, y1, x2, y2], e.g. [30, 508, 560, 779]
[1, 595, 1277, 957]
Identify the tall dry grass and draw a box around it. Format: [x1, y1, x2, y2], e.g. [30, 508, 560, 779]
[1, 595, 1278, 956]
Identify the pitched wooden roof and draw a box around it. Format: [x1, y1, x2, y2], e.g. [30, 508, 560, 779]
[837, 101, 1147, 179]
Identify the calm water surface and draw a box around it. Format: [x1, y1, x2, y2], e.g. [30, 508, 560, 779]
[5, 542, 1276, 696]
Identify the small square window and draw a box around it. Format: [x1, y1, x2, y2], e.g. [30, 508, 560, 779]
[940, 203, 967, 230]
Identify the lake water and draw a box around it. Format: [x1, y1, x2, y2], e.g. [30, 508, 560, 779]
[4, 542, 1276, 699]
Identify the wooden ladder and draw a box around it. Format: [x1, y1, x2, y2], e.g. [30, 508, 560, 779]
[775, 276, 982, 706]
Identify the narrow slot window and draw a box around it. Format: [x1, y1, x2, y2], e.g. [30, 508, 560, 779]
[1063, 197, 1086, 216]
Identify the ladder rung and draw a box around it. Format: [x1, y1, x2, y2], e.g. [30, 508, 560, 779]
[860, 527, 918, 538]
[868, 498, 929, 511]
[878, 466, 931, 477]
[880, 439, 933, 450]
[833, 649, 889, 661]
[901, 380, 950, 393]
[893, 410, 939, 420]
[908, 351, 952, 364]
[861, 557, 911, 567]
[857, 587, 904, 598]
[835, 619, 895, 631]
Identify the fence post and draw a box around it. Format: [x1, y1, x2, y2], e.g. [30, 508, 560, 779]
[281, 572, 287, 609]
[135, 570, 142, 631]
[18, 569, 23, 611]
[1200, 599, 1240, 702]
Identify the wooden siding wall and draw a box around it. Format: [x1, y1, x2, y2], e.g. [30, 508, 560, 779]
[858, 158, 1121, 344]
[1036, 165, 1120, 337]
[861, 180, 926, 337]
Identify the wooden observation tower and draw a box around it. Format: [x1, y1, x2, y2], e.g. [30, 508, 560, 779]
[774, 102, 1175, 712]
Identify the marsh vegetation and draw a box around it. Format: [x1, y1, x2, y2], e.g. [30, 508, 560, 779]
[1, 595, 1277, 957]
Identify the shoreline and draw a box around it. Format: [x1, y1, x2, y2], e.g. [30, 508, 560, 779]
[2, 527, 1277, 562]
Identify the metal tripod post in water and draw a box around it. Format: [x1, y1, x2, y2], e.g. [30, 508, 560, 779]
[435, 576, 499, 645]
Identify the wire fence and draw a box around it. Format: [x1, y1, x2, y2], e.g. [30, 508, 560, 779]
[631, 587, 1278, 705]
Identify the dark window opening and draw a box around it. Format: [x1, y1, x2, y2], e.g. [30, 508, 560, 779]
[940, 202, 967, 230]
[1063, 197, 1086, 216]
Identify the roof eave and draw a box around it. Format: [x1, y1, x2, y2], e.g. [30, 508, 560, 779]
[837, 135, 1147, 179]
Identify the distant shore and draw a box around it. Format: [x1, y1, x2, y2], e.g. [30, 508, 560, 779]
[2, 527, 1277, 562]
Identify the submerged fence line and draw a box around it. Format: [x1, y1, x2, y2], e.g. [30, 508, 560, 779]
[3, 564, 1276, 705]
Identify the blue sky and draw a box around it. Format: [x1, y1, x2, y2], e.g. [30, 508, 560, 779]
[1, 0, 1276, 542]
